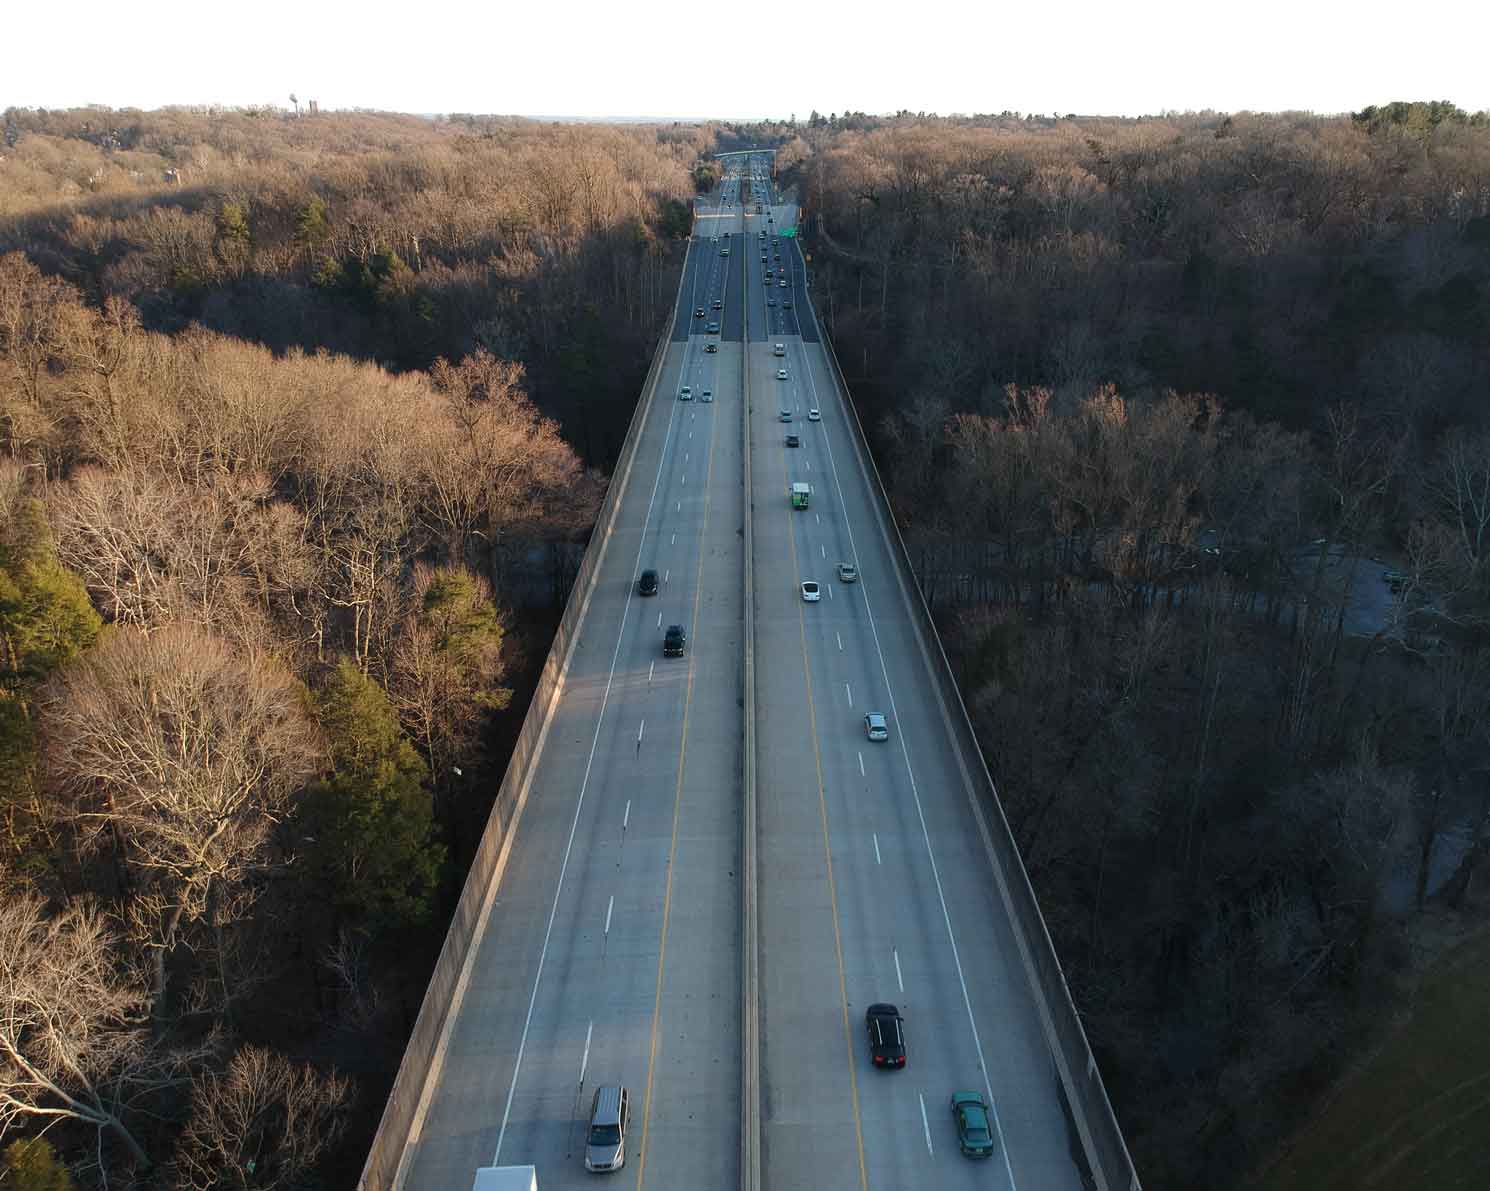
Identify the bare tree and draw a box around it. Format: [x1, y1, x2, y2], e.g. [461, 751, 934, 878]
[39, 626, 323, 1024]
[172, 1045, 352, 1191]
[0, 892, 210, 1172]
[48, 466, 286, 654]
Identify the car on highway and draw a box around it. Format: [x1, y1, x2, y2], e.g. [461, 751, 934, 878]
[712, 299, 722, 309]
[864, 712, 889, 741]
[679, 386, 693, 401]
[694, 307, 705, 318]
[779, 409, 792, 422]
[585, 1085, 630, 1172]
[866, 1003, 906, 1068]
[773, 343, 786, 357]
[776, 369, 789, 380]
[638, 569, 659, 596]
[837, 562, 858, 583]
[767, 298, 776, 307]
[704, 343, 718, 353]
[779, 279, 788, 288]
[783, 299, 793, 308]
[951, 1091, 996, 1158]
[663, 624, 687, 657]
[701, 389, 714, 402]
[801, 580, 821, 602]
[807, 408, 821, 421]
[721, 247, 729, 256]
[785, 434, 800, 447]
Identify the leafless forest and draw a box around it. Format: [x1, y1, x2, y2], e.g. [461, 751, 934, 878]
[1, 103, 1488, 1188]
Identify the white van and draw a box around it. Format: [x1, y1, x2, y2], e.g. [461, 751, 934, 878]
[773, 343, 785, 357]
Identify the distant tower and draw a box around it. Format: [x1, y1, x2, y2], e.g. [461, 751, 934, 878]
[290, 93, 300, 117]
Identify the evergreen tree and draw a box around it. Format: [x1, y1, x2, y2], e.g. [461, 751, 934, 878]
[1, 1137, 75, 1191]
[294, 195, 330, 252]
[213, 201, 253, 274]
[301, 661, 444, 932]
[0, 497, 101, 691]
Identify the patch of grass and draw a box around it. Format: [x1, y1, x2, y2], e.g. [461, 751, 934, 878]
[1251, 922, 1490, 1191]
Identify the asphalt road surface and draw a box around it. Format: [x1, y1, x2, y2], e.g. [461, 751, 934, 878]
[395, 156, 1088, 1191]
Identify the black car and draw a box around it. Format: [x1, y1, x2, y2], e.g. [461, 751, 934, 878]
[785, 433, 800, 447]
[663, 624, 686, 657]
[638, 569, 659, 596]
[866, 1003, 906, 1068]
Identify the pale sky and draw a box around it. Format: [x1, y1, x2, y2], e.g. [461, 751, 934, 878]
[9, 0, 1488, 119]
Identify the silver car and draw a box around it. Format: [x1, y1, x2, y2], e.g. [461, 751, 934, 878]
[864, 713, 889, 741]
[585, 1085, 630, 1172]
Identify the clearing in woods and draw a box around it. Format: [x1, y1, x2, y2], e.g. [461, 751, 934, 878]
[1252, 922, 1490, 1191]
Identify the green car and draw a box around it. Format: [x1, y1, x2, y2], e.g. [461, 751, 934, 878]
[951, 1091, 996, 1158]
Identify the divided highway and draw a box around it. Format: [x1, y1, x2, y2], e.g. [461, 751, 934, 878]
[389, 156, 1098, 1191]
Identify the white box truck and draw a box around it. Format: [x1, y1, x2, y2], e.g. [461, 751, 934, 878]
[472, 1166, 537, 1191]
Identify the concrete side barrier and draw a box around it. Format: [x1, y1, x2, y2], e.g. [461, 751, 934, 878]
[814, 319, 1141, 1191]
[358, 293, 679, 1190]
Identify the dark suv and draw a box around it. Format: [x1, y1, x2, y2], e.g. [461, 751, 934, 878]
[865, 1003, 906, 1068]
[663, 625, 686, 657]
[637, 569, 659, 597]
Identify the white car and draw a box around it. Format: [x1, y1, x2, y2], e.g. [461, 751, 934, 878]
[837, 562, 859, 583]
[807, 408, 821, 421]
[801, 580, 821, 602]
[679, 386, 693, 401]
[779, 279, 788, 288]
[864, 713, 889, 742]
[701, 389, 714, 403]
[776, 369, 789, 380]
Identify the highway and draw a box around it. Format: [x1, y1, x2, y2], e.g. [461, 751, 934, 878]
[392, 155, 1092, 1191]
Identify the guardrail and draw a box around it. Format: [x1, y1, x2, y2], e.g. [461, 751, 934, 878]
[357, 271, 682, 1191]
[811, 308, 1141, 1191]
